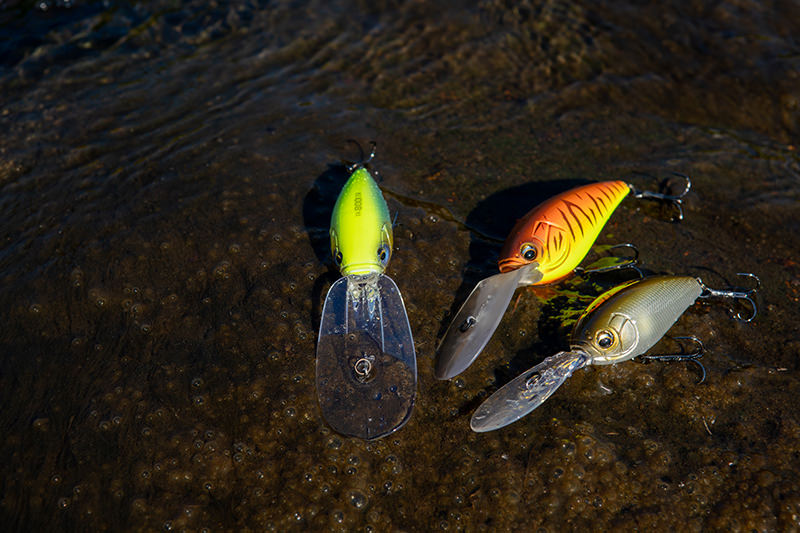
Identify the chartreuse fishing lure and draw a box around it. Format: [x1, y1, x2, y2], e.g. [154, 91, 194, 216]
[470, 273, 759, 432]
[316, 149, 416, 440]
[435, 177, 691, 380]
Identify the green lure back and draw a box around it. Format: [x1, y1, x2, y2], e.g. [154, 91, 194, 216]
[330, 168, 393, 277]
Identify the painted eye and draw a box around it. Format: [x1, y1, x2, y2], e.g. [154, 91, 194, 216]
[378, 244, 390, 265]
[333, 251, 343, 265]
[520, 243, 537, 261]
[596, 330, 615, 349]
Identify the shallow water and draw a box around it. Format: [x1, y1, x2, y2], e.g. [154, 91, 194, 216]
[1, 0, 799, 530]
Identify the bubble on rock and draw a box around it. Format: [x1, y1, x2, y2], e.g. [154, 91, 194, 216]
[131, 498, 147, 514]
[349, 490, 367, 509]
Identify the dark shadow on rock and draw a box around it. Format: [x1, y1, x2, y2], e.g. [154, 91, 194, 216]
[303, 163, 351, 265]
[303, 163, 352, 338]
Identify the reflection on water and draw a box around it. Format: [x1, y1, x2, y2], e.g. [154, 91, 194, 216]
[1, 0, 799, 530]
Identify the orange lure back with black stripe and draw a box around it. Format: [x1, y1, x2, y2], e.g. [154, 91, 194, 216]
[498, 181, 631, 283]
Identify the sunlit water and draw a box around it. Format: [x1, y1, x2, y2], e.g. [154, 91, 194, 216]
[2, 0, 799, 530]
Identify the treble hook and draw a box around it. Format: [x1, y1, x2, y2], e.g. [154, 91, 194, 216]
[628, 172, 692, 221]
[574, 243, 644, 277]
[639, 335, 707, 384]
[345, 140, 377, 173]
[697, 272, 760, 322]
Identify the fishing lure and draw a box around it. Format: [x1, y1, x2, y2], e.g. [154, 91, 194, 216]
[316, 147, 416, 440]
[470, 273, 759, 432]
[435, 177, 690, 380]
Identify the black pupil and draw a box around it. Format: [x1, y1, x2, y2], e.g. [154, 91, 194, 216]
[523, 247, 536, 260]
[599, 335, 612, 348]
[335, 251, 342, 264]
[379, 247, 387, 260]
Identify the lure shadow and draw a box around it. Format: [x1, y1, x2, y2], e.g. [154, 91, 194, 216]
[303, 163, 351, 264]
[303, 163, 351, 337]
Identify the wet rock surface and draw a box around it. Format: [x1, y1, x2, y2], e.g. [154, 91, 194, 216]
[1, 0, 799, 530]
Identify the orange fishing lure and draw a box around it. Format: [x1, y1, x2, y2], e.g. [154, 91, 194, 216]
[498, 180, 631, 283]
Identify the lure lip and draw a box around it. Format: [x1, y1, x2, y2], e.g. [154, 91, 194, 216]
[435, 262, 543, 380]
[469, 349, 589, 432]
[315, 273, 417, 440]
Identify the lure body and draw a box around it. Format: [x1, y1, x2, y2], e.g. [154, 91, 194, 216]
[498, 180, 631, 282]
[470, 276, 708, 432]
[571, 276, 703, 364]
[330, 168, 393, 277]
[316, 163, 417, 441]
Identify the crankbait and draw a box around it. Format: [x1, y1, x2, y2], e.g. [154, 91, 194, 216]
[470, 273, 759, 432]
[316, 147, 416, 440]
[435, 177, 690, 380]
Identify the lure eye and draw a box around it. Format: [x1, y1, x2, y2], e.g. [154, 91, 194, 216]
[596, 330, 615, 349]
[333, 250, 343, 266]
[520, 243, 537, 261]
[378, 244, 390, 266]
